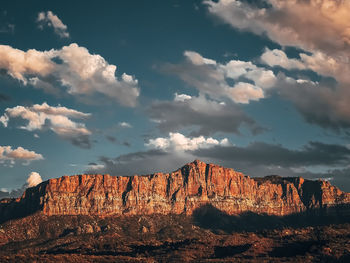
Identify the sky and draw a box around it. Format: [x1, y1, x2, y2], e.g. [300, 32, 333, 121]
[0, 0, 350, 194]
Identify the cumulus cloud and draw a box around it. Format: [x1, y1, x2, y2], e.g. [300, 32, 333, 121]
[162, 50, 276, 104]
[148, 93, 263, 136]
[262, 48, 350, 86]
[261, 48, 306, 70]
[146, 132, 230, 151]
[26, 172, 43, 187]
[0, 145, 43, 165]
[205, 0, 350, 56]
[261, 49, 350, 131]
[0, 102, 92, 148]
[37, 11, 69, 38]
[0, 43, 140, 107]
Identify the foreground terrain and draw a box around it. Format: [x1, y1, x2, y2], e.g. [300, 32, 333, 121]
[0, 211, 349, 263]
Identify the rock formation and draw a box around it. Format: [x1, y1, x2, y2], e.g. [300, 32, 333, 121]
[1, 160, 349, 220]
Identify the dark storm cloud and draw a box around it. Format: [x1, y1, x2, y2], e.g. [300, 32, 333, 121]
[278, 75, 350, 133]
[106, 135, 117, 143]
[85, 149, 194, 176]
[192, 140, 350, 192]
[193, 141, 350, 168]
[70, 135, 92, 149]
[148, 95, 264, 136]
[322, 168, 350, 192]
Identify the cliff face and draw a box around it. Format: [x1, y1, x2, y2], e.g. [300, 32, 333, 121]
[1, 160, 350, 219]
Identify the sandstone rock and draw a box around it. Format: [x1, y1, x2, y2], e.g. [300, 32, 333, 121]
[83, 224, 94, 234]
[141, 226, 148, 233]
[1, 160, 349, 220]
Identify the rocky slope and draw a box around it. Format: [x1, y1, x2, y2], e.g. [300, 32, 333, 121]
[1, 160, 349, 221]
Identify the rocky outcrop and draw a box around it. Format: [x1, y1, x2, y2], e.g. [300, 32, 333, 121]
[1, 160, 349, 220]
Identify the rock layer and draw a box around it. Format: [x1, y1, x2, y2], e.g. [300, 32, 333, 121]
[1, 160, 350, 219]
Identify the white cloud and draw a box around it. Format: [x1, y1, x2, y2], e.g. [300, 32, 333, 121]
[87, 163, 106, 171]
[228, 82, 264, 104]
[164, 50, 276, 104]
[174, 93, 192, 102]
[261, 48, 350, 84]
[0, 102, 92, 148]
[261, 48, 305, 70]
[118, 122, 132, 128]
[146, 132, 230, 151]
[26, 172, 43, 187]
[37, 11, 69, 38]
[184, 51, 216, 65]
[0, 146, 43, 165]
[0, 45, 55, 84]
[0, 43, 140, 107]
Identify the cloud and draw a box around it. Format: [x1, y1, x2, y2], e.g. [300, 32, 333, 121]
[86, 133, 231, 176]
[261, 49, 350, 132]
[146, 132, 230, 151]
[26, 172, 42, 187]
[37, 11, 69, 38]
[148, 93, 263, 136]
[174, 93, 192, 102]
[204, 0, 350, 56]
[321, 167, 350, 192]
[86, 149, 190, 176]
[204, 0, 350, 134]
[85, 140, 350, 191]
[118, 122, 132, 128]
[0, 145, 43, 165]
[162, 50, 276, 104]
[0, 43, 140, 107]
[261, 48, 350, 84]
[0, 23, 15, 34]
[261, 48, 306, 70]
[278, 75, 350, 132]
[0, 102, 92, 148]
[193, 141, 350, 168]
[0, 171, 43, 198]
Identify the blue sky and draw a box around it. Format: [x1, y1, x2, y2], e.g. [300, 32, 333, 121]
[1, 0, 350, 193]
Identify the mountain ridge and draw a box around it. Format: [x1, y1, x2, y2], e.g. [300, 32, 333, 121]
[1, 160, 349, 222]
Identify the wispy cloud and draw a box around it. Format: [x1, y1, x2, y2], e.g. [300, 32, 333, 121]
[37, 11, 69, 38]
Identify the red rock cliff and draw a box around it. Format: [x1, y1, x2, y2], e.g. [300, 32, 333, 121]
[1, 160, 350, 219]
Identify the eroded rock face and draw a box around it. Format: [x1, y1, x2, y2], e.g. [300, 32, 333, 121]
[1, 160, 349, 219]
